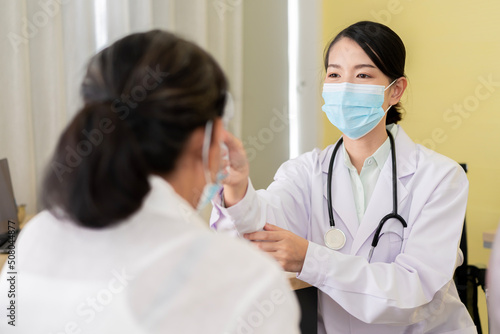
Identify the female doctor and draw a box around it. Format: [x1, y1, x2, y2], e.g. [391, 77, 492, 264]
[211, 21, 477, 333]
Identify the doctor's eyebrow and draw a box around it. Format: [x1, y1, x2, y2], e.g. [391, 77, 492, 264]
[327, 64, 377, 69]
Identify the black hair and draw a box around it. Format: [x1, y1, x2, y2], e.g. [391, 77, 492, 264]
[42, 30, 227, 228]
[324, 21, 406, 124]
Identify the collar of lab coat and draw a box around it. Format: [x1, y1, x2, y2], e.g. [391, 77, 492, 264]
[320, 125, 417, 253]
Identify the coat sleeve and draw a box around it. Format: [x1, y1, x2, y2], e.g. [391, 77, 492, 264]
[487, 224, 500, 334]
[297, 156, 470, 325]
[210, 150, 319, 238]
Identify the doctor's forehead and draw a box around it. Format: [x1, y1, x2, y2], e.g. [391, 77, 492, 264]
[327, 37, 377, 69]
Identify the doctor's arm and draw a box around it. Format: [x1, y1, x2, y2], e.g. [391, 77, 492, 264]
[297, 165, 469, 325]
[210, 131, 313, 239]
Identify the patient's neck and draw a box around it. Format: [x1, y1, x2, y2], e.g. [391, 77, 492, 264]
[163, 160, 205, 209]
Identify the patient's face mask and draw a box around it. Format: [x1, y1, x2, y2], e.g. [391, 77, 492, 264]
[322, 80, 396, 140]
[197, 120, 228, 211]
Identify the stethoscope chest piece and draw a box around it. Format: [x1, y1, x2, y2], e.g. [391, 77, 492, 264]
[324, 227, 346, 250]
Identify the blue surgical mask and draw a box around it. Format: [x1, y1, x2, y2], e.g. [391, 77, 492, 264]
[197, 120, 228, 211]
[197, 171, 226, 211]
[322, 80, 396, 140]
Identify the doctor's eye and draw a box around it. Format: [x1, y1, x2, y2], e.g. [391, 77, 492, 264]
[327, 72, 340, 78]
[357, 73, 371, 79]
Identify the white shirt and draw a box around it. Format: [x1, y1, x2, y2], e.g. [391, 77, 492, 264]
[0, 176, 300, 334]
[344, 124, 398, 223]
[211, 125, 476, 333]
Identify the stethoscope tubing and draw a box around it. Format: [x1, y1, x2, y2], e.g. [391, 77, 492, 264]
[326, 130, 408, 256]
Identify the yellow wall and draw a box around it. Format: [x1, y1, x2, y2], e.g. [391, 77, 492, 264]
[322, 0, 500, 330]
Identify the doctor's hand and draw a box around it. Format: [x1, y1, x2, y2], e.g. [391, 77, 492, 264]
[221, 130, 249, 207]
[244, 223, 309, 273]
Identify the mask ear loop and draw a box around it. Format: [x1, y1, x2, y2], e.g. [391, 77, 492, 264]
[202, 120, 214, 184]
[383, 79, 399, 113]
[384, 79, 398, 91]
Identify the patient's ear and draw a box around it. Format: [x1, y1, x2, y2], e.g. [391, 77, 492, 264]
[182, 126, 205, 164]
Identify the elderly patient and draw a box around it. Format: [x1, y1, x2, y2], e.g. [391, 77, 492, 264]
[0, 30, 299, 333]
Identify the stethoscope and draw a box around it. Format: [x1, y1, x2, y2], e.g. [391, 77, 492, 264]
[324, 130, 408, 262]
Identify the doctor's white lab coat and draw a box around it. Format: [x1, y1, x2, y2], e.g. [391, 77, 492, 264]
[211, 125, 477, 334]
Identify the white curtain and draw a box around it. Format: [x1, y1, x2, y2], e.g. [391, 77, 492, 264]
[288, 0, 323, 158]
[0, 0, 243, 215]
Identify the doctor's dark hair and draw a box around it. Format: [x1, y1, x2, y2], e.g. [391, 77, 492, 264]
[42, 30, 227, 228]
[324, 21, 406, 124]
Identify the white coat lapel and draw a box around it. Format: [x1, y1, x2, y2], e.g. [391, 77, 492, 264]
[322, 143, 359, 239]
[351, 126, 416, 255]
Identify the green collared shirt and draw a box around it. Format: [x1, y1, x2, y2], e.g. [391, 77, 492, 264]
[343, 124, 398, 224]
